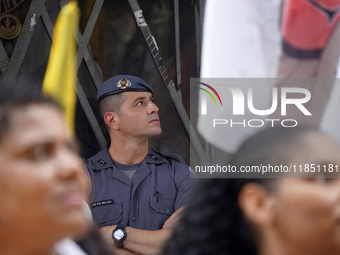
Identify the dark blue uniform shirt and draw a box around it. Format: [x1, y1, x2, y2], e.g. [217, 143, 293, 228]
[86, 147, 193, 230]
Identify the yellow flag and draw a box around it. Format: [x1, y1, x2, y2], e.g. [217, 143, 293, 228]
[43, 1, 79, 136]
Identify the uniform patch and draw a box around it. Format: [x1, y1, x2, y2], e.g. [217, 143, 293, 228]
[92, 199, 114, 207]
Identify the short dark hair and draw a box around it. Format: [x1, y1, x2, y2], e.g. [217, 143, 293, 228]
[230, 126, 318, 169]
[98, 93, 126, 130]
[98, 93, 126, 116]
[0, 79, 60, 142]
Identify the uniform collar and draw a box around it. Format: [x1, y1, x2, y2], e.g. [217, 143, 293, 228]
[145, 149, 167, 164]
[92, 147, 166, 171]
[92, 145, 114, 171]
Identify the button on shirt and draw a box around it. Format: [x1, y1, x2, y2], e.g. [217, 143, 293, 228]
[86, 147, 193, 230]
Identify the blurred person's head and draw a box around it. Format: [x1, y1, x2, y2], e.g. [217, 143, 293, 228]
[0, 81, 90, 254]
[162, 126, 340, 255]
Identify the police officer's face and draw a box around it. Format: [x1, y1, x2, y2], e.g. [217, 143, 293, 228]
[0, 104, 89, 240]
[117, 91, 162, 138]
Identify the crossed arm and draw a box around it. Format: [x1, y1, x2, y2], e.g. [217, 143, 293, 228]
[100, 206, 186, 255]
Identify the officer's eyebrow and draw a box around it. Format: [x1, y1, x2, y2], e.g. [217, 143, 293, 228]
[132, 96, 146, 103]
[135, 96, 146, 100]
[132, 95, 153, 104]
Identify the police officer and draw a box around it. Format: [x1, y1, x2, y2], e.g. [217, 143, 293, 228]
[86, 75, 193, 255]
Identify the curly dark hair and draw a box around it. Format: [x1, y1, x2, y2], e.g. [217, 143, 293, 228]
[161, 126, 317, 255]
[161, 178, 260, 255]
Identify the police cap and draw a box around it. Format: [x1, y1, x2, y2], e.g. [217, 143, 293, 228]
[97, 75, 155, 103]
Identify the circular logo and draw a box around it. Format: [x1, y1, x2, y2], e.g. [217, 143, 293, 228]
[0, 14, 21, 40]
[116, 78, 132, 90]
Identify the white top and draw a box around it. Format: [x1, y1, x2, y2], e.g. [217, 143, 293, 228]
[54, 239, 87, 255]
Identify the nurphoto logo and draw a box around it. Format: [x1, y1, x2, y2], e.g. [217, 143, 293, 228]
[197, 82, 222, 115]
[195, 79, 313, 128]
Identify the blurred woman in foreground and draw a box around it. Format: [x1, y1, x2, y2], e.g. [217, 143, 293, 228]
[162, 127, 340, 255]
[0, 81, 112, 255]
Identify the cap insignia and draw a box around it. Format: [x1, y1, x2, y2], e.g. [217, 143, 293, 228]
[116, 78, 132, 90]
